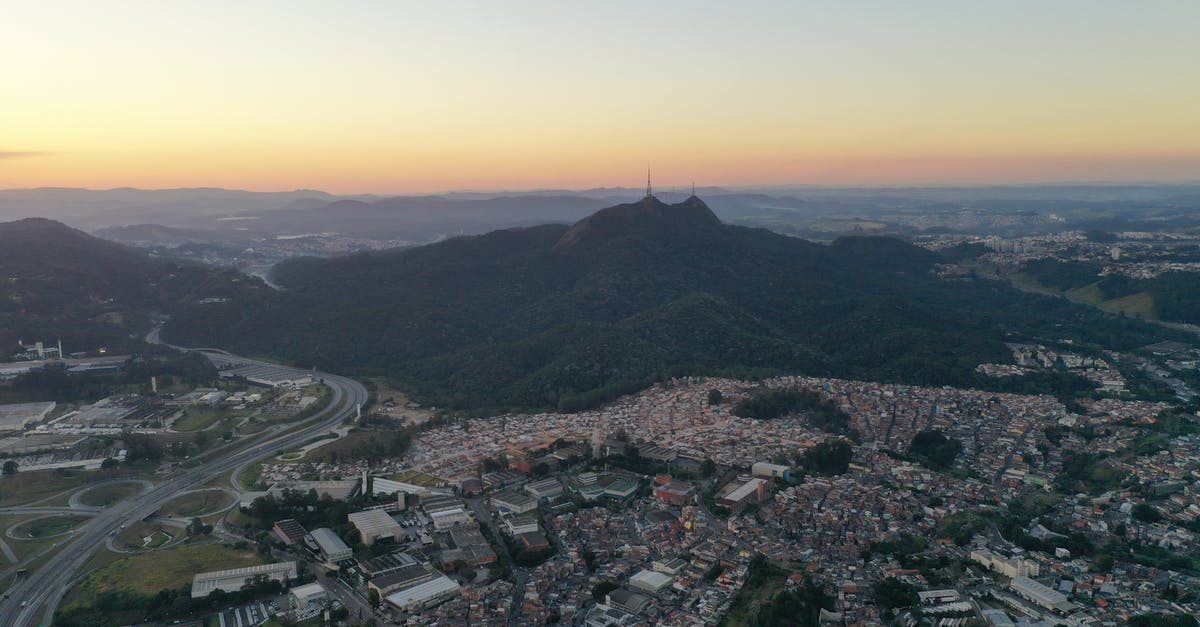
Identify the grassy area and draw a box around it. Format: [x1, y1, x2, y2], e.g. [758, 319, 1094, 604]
[16, 514, 90, 539]
[161, 489, 235, 518]
[236, 461, 265, 490]
[116, 521, 179, 550]
[0, 469, 108, 507]
[1065, 282, 1156, 318]
[62, 543, 262, 610]
[390, 469, 447, 487]
[173, 408, 253, 432]
[77, 481, 145, 507]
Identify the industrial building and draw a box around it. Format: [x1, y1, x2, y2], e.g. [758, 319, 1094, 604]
[272, 519, 308, 545]
[348, 509, 404, 546]
[420, 494, 472, 530]
[191, 561, 297, 598]
[0, 401, 56, 433]
[383, 574, 461, 612]
[490, 490, 539, 514]
[501, 513, 540, 536]
[653, 481, 694, 506]
[717, 476, 770, 512]
[369, 564, 435, 596]
[311, 527, 353, 562]
[523, 477, 564, 501]
[1010, 576, 1077, 613]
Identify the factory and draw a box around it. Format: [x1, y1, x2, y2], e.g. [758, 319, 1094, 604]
[191, 561, 297, 598]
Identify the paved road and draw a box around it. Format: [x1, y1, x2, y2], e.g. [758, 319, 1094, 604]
[0, 350, 367, 627]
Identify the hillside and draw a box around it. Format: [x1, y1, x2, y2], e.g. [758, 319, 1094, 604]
[0, 218, 267, 357]
[165, 196, 1176, 411]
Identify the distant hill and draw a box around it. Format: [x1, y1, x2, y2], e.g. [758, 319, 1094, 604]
[0, 218, 266, 357]
[165, 196, 1174, 411]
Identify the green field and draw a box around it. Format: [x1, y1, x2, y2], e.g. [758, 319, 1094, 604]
[1065, 282, 1155, 318]
[16, 515, 90, 539]
[161, 490, 235, 518]
[0, 469, 109, 508]
[390, 469, 447, 487]
[77, 481, 145, 507]
[173, 408, 252, 432]
[116, 521, 179, 550]
[63, 543, 263, 608]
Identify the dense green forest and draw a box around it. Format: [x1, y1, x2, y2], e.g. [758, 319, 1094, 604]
[163, 197, 1185, 412]
[0, 218, 266, 359]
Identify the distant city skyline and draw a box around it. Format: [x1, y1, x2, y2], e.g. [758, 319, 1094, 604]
[4, 1, 1199, 193]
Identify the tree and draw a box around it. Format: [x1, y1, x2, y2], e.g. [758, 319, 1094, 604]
[591, 581, 618, 602]
[1132, 503, 1164, 523]
[2, 460, 17, 475]
[100, 457, 119, 469]
[908, 430, 963, 470]
[873, 577, 918, 610]
[707, 389, 723, 405]
[800, 438, 853, 475]
[367, 588, 381, 608]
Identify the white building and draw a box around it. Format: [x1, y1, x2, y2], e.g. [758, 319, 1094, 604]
[628, 569, 674, 596]
[289, 582, 329, 612]
[348, 509, 404, 546]
[384, 574, 461, 612]
[191, 561, 297, 598]
[311, 527, 353, 562]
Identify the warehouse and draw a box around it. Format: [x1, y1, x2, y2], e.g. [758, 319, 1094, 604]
[311, 527, 353, 562]
[348, 509, 404, 546]
[191, 561, 297, 598]
[384, 574, 460, 612]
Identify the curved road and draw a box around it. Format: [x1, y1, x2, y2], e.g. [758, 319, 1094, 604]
[0, 350, 367, 627]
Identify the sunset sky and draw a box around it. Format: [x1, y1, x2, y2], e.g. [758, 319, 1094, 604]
[3, 1, 1199, 193]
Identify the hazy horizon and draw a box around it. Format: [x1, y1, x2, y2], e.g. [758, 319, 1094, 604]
[5, 1, 1199, 192]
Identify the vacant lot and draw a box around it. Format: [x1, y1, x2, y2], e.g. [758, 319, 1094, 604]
[0, 469, 107, 507]
[64, 543, 262, 606]
[77, 481, 145, 507]
[161, 490, 235, 518]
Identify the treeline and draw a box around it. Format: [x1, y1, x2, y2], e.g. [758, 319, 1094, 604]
[734, 388, 854, 436]
[56, 575, 284, 627]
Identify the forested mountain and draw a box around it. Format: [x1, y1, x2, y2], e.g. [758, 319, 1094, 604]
[165, 196, 1173, 411]
[0, 218, 266, 358]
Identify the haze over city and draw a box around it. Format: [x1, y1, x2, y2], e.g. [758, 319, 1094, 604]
[4, 1, 1200, 193]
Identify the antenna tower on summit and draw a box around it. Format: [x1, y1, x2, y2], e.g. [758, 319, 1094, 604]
[645, 167, 653, 199]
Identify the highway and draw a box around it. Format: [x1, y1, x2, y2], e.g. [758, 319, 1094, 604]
[0, 349, 368, 627]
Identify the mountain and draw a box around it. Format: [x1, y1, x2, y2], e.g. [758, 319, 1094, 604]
[0, 218, 266, 357]
[164, 196, 1176, 411]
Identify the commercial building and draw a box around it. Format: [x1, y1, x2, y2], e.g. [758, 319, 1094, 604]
[311, 527, 353, 562]
[348, 509, 404, 546]
[383, 574, 461, 612]
[751, 461, 793, 481]
[1010, 576, 1077, 614]
[289, 582, 329, 612]
[191, 561, 297, 598]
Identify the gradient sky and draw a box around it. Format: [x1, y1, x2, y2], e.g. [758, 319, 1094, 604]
[3, 1, 1200, 192]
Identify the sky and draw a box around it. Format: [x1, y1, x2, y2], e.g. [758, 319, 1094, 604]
[3, 1, 1199, 193]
